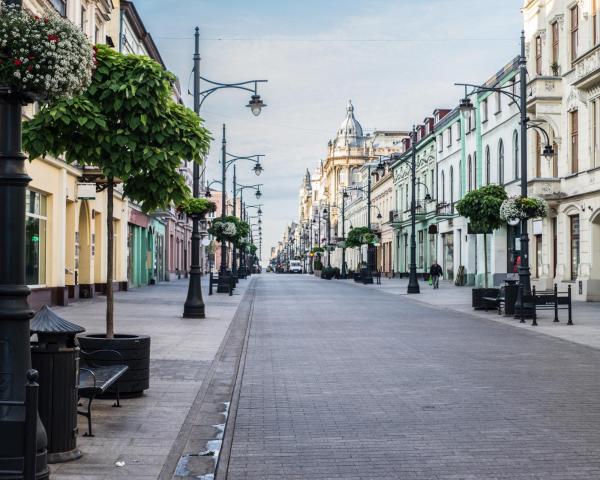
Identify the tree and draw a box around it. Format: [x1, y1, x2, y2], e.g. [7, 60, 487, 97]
[345, 227, 377, 249]
[23, 45, 211, 338]
[455, 184, 507, 287]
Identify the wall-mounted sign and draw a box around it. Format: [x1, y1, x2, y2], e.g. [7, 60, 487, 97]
[77, 183, 96, 200]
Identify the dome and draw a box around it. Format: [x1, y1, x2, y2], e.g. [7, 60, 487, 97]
[335, 100, 364, 147]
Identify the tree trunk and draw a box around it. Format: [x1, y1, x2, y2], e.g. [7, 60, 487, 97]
[106, 178, 115, 339]
[483, 233, 488, 288]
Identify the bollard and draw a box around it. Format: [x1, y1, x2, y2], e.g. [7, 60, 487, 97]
[518, 285, 525, 323]
[23, 370, 39, 480]
[567, 284, 573, 325]
[553, 284, 559, 322]
[531, 286, 538, 327]
[209, 272, 213, 296]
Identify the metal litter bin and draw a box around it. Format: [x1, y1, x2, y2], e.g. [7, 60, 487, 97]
[30, 306, 85, 463]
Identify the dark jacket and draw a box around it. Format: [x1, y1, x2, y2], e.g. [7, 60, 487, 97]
[429, 264, 443, 277]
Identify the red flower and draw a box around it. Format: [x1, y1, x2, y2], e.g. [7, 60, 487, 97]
[44, 18, 49, 24]
[28, 55, 35, 60]
[27, 66, 33, 72]
[13, 59, 22, 66]
[48, 34, 60, 43]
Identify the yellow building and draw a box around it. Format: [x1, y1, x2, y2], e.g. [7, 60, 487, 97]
[23, 0, 129, 308]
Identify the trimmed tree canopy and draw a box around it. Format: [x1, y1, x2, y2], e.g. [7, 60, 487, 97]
[345, 227, 377, 248]
[23, 44, 211, 211]
[455, 184, 507, 234]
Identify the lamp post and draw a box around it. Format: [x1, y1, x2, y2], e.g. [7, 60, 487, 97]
[456, 32, 554, 299]
[0, 3, 49, 478]
[184, 27, 267, 316]
[215, 125, 263, 292]
[233, 180, 263, 279]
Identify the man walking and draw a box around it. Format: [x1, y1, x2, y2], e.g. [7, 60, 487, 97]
[429, 260, 443, 289]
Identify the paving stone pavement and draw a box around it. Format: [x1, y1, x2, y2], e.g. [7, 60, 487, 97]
[224, 274, 600, 480]
[45, 277, 251, 480]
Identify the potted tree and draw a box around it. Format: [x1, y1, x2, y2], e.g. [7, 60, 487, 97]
[178, 197, 217, 220]
[455, 184, 507, 308]
[345, 227, 377, 283]
[23, 45, 211, 394]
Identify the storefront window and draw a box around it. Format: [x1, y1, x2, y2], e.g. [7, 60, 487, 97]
[507, 224, 521, 274]
[25, 190, 47, 286]
[571, 215, 580, 280]
[443, 233, 454, 281]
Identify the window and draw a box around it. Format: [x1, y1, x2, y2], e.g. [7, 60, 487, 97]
[418, 230, 424, 269]
[468, 155, 472, 191]
[498, 139, 505, 185]
[571, 4, 579, 63]
[473, 152, 477, 189]
[485, 146, 491, 185]
[536, 35, 542, 75]
[570, 109, 579, 173]
[449, 166, 454, 210]
[438, 134, 443, 152]
[552, 21, 559, 66]
[51, 0, 66, 16]
[447, 127, 452, 147]
[482, 99, 488, 122]
[513, 130, 520, 180]
[552, 142, 558, 177]
[536, 132, 542, 177]
[430, 168, 434, 195]
[593, 99, 599, 168]
[441, 171, 446, 203]
[594, 0, 598, 46]
[570, 215, 580, 280]
[25, 190, 47, 286]
[495, 91, 502, 113]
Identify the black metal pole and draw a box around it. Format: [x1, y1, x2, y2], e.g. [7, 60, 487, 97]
[341, 194, 346, 278]
[407, 125, 420, 294]
[327, 207, 331, 268]
[183, 26, 206, 318]
[220, 124, 227, 273]
[232, 165, 237, 279]
[0, 91, 49, 480]
[366, 165, 375, 280]
[309, 221, 314, 274]
[518, 31, 531, 294]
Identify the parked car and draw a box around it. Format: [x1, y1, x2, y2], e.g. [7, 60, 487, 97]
[289, 260, 303, 274]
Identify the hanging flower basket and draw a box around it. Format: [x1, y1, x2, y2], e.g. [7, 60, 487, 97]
[0, 2, 94, 101]
[177, 197, 216, 219]
[500, 195, 549, 224]
[209, 218, 237, 242]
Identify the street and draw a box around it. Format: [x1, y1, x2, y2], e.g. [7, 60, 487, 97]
[221, 274, 600, 480]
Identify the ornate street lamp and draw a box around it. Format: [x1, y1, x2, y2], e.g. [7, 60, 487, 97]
[455, 32, 554, 305]
[185, 27, 268, 317]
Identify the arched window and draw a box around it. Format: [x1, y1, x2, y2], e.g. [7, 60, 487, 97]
[441, 171, 446, 203]
[467, 155, 472, 191]
[485, 146, 491, 185]
[351, 167, 359, 185]
[338, 168, 346, 186]
[450, 166, 454, 210]
[498, 139, 505, 185]
[513, 130, 520, 180]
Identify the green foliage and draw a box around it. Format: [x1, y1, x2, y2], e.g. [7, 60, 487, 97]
[455, 184, 507, 234]
[311, 246, 324, 254]
[178, 197, 216, 216]
[313, 259, 323, 270]
[345, 227, 377, 248]
[248, 244, 258, 255]
[23, 44, 211, 212]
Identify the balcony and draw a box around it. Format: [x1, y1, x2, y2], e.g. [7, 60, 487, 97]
[435, 202, 455, 217]
[573, 44, 600, 90]
[526, 76, 563, 113]
[527, 178, 562, 200]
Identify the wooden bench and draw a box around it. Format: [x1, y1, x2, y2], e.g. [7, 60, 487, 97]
[481, 286, 505, 313]
[78, 349, 129, 437]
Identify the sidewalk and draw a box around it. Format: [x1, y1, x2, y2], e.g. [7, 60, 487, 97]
[346, 276, 600, 351]
[48, 277, 251, 480]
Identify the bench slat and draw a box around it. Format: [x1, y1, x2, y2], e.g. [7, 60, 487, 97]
[79, 365, 129, 395]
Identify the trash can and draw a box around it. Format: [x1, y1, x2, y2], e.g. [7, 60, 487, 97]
[30, 306, 85, 463]
[503, 281, 519, 316]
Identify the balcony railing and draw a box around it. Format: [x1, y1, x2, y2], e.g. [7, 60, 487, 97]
[435, 202, 455, 216]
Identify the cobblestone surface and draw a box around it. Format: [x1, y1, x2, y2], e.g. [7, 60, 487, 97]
[226, 274, 600, 480]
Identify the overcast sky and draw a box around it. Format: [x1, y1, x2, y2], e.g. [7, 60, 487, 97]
[137, 0, 523, 261]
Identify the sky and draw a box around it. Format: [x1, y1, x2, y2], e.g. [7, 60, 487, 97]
[136, 0, 523, 262]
